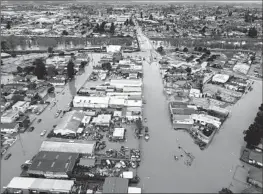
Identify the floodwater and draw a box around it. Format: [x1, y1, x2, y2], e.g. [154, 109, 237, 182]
[0, 54, 100, 191]
[137, 29, 263, 193]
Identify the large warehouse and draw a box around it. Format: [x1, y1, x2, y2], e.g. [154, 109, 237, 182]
[39, 139, 96, 155]
[53, 110, 85, 136]
[4, 177, 74, 194]
[28, 151, 79, 178]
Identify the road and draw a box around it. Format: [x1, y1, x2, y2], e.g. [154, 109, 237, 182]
[136, 25, 263, 193]
[0, 54, 100, 191]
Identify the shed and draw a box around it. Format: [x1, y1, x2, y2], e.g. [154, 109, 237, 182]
[113, 128, 125, 139]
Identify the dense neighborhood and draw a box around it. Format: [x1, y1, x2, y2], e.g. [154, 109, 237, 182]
[1, 1, 262, 194]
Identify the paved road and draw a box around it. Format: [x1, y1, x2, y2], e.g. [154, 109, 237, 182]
[0, 54, 99, 191]
[136, 25, 263, 193]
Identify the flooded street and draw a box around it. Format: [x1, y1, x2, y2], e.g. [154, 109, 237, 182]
[0, 54, 100, 191]
[137, 29, 263, 193]
[1, 30, 262, 193]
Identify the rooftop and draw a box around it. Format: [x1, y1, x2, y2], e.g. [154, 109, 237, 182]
[6, 177, 74, 193]
[40, 139, 96, 154]
[102, 177, 129, 193]
[28, 151, 79, 173]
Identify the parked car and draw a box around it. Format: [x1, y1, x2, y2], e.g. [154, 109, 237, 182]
[37, 119, 42, 123]
[1, 149, 6, 156]
[4, 153, 12, 160]
[55, 110, 62, 118]
[40, 130, 47, 136]
[28, 127, 35, 132]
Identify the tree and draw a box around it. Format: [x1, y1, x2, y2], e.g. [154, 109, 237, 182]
[62, 30, 69, 36]
[244, 127, 261, 147]
[140, 12, 143, 18]
[198, 47, 203, 52]
[157, 46, 164, 53]
[183, 47, 188, 52]
[110, 22, 115, 34]
[47, 65, 57, 77]
[102, 62, 112, 71]
[80, 61, 87, 68]
[219, 188, 233, 194]
[99, 21, 107, 32]
[248, 27, 257, 38]
[129, 18, 134, 26]
[17, 66, 23, 73]
[47, 47, 53, 54]
[58, 51, 65, 56]
[125, 19, 129, 26]
[28, 82, 37, 90]
[6, 21, 12, 29]
[185, 67, 192, 74]
[33, 58, 46, 80]
[67, 60, 75, 79]
[1, 41, 9, 52]
[205, 50, 211, 56]
[149, 14, 153, 20]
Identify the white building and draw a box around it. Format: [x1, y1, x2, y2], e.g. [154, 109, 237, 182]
[12, 101, 30, 113]
[189, 88, 201, 98]
[1, 109, 19, 123]
[191, 114, 221, 128]
[91, 114, 112, 126]
[1, 123, 19, 134]
[73, 96, 109, 108]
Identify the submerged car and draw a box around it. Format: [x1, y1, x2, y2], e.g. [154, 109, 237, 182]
[55, 110, 62, 118]
[40, 130, 47, 136]
[37, 119, 42, 123]
[28, 127, 35, 132]
[4, 153, 12, 160]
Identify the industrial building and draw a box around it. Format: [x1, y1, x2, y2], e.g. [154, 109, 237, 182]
[28, 151, 79, 178]
[4, 177, 74, 194]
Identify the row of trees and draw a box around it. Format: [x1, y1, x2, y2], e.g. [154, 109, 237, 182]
[30, 58, 76, 80]
[244, 103, 263, 148]
[93, 22, 115, 34]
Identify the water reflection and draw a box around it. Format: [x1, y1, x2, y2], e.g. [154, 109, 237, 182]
[68, 78, 77, 96]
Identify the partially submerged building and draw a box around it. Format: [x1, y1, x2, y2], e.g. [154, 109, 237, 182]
[4, 177, 74, 194]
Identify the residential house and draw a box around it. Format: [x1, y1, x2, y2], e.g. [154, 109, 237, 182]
[0, 123, 19, 134]
[191, 114, 221, 128]
[248, 151, 263, 168]
[189, 88, 202, 98]
[247, 167, 263, 189]
[12, 101, 30, 113]
[1, 109, 19, 123]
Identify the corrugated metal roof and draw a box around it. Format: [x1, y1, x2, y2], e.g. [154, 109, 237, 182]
[40, 140, 95, 154]
[7, 177, 74, 192]
[103, 177, 128, 193]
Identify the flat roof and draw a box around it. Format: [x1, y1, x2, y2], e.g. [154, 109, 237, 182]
[6, 177, 74, 192]
[103, 177, 128, 193]
[40, 140, 96, 154]
[28, 151, 79, 173]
